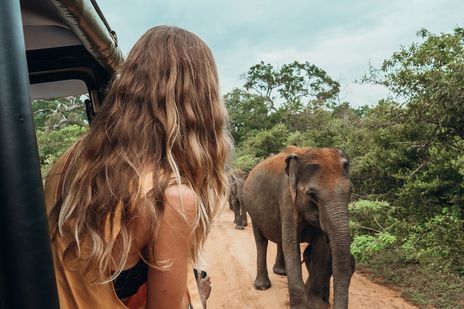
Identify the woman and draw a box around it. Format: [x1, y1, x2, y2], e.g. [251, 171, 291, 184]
[44, 26, 230, 309]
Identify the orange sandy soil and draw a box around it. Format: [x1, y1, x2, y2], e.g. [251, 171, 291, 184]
[200, 210, 419, 309]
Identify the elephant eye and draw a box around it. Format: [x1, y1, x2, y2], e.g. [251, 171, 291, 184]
[306, 190, 318, 204]
[342, 159, 350, 174]
[305, 163, 320, 173]
[342, 160, 350, 174]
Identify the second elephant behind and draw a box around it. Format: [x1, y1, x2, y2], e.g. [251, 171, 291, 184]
[228, 169, 248, 229]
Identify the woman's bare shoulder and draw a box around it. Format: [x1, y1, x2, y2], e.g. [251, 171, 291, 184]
[138, 170, 198, 225]
[163, 184, 198, 223]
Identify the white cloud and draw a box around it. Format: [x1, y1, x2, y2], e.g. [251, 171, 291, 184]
[216, 0, 464, 106]
[99, 0, 464, 106]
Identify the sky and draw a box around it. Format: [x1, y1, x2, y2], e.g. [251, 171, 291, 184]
[98, 0, 463, 106]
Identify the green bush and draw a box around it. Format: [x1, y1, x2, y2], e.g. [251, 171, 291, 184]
[286, 131, 311, 147]
[240, 123, 289, 158]
[401, 209, 464, 274]
[234, 154, 261, 172]
[36, 125, 87, 176]
[351, 232, 397, 263]
[349, 200, 400, 262]
[349, 200, 399, 235]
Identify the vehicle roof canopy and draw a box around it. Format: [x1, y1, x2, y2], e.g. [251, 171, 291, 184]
[20, 0, 124, 100]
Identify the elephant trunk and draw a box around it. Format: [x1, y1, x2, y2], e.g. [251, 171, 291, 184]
[323, 197, 353, 309]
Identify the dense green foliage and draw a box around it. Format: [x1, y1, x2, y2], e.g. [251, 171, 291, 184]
[33, 97, 88, 176]
[227, 28, 464, 308]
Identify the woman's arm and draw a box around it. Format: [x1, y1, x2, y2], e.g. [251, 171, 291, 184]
[145, 184, 197, 309]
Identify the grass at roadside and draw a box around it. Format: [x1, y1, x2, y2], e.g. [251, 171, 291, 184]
[356, 249, 464, 309]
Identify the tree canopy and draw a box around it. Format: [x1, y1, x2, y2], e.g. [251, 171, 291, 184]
[33, 97, 88, 175]
[244, 61, 340, 113]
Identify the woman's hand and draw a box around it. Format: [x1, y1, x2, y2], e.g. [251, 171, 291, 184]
[197, 275, 211, 309]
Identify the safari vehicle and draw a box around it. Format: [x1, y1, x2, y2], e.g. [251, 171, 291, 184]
[0, 0, 123, 307]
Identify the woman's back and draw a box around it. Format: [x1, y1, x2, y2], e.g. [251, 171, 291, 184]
[45, 25, 231, 309]
[45, 142, 128, 309]
[45, 141, 199, 308]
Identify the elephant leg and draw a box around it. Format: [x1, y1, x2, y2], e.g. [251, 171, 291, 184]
[233, 198, 244, 230]
[238, 194, 248, 227]
[231, 199, 237, 224]
[240, 206, 248, 227]
[233, 210, 238, 224]
[229, 189, 235, 213]
[252, 222, 271, 290]
[273, 243, 286, 275]
[305, 232, 331, 309]
[281, 214, 306, 307]
[302, 244, 312, 274]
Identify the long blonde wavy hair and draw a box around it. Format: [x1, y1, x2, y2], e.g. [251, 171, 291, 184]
[50, 26, 231, 282]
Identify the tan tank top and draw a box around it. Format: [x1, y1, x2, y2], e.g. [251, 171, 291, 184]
[44, 141, 202, 309]
[44, 142, 131, 309]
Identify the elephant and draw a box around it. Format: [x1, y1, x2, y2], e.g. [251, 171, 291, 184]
[243, 146, 355, 309]
[228, 170, 248, 229]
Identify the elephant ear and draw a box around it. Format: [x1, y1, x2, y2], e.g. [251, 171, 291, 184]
[285, 154, 299, 205]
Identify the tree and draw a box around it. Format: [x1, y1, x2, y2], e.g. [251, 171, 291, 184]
[363, 27, 464, 144]
[362, 28, 464, 218]
[243, 61, 340, 113]
[33, 96, 87, 131]
[33, 96, 88, 176]
[224, 88, 274, 144]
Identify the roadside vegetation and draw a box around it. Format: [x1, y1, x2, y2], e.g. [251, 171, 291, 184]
[33, 96, 88, 176]
[35, 28, 464, 308]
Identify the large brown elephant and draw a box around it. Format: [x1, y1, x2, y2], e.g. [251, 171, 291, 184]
[243, 146, 354, 309]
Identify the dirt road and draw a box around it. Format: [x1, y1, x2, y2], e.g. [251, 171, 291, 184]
[201, 210, 418, 309]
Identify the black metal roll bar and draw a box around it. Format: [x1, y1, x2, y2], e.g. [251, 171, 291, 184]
[0, 0, 123, 307]
[0, 0, 60, 308]
[48, 0, 124, 74]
